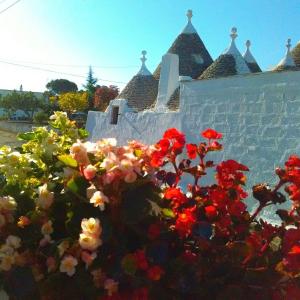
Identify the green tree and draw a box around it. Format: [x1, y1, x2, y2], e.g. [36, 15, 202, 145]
[46, 79, 78, 95]
[0, 91, 43, 120]
[83, 66, 98, 109]
[57, 92, 88, 114]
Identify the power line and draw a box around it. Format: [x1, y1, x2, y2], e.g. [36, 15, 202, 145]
[0, 59, 140, 69]
[0, 60, 127, 84]
[0, 0, 22, 15]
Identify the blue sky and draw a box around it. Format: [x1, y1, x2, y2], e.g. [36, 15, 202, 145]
[0, 0, 299, 92]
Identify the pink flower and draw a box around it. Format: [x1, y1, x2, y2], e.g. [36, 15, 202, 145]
[81, 251, 97, 268]
[83, 164, 97, 180]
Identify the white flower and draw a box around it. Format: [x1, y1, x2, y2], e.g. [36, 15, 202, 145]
[81, 218, 102, 237]
[100, 152, 119, 172]
[79, 233, 102, 251]
[41, 220, 54, 235]
[59, 255, 78, 276]
[90, 191, 109, 211]
[37, 184, 54, 210]
[6, 235, 21, 249]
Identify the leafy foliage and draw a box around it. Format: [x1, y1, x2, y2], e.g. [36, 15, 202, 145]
[46, 79, 78, 95]
[94, 85, 119, 111]
[1, 117, 300, 299]
[57, 91, 88, 114]
[0, 91, 44, 120]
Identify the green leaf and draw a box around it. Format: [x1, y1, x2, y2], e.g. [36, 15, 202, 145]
[58, 154, 78, 167]
[17, 132, 36, 141]
[66, 176, 89, 197]
[78, 128, 89, 138]
[162, 208, 175, 218]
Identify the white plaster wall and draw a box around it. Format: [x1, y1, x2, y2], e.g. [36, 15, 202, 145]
[181, 70, 300, 220]
[86, 70, 300, 221]
[86, 109, 181, 146]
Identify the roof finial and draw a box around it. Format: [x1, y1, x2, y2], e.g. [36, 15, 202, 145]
[181, 9, 197, 34]
[286, 38, 292, 52]
[141, 50, 147, 65]
[230, 27, 238, 41]
[246, 40, 251, 50]
[187, 9, 193, 21]
[137, 50, 152, 76]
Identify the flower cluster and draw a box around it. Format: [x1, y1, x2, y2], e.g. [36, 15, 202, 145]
[0, 235, 21, 271]
[1, 114, 300, 299]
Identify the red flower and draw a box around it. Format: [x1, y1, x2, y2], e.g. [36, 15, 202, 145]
[218, 160, 249, 172]
[147, 265, 164, 281]
[163, 128, 185, 153]
[285, 155, 300, 168]
[286, 184, 300, 202]
[216, 160, 249, 188]
[228, 201, 246, 217]
[157, 138, 170, 153]
[205, 205, 218, 219]
[186, 144, 198, 159]
[164, 187, 187, 206]
[201, 128, 222, 140]
[210, 188, 229, 209]
[175, 206, 196, 237]
[163, 128, 185, 145]
[209, 141, 222, 151]
[150, 151, 164, 167]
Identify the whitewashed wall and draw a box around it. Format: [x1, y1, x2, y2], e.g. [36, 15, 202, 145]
[86, 70, 300, 220]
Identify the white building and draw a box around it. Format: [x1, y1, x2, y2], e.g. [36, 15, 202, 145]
[86, 10, 300, 219]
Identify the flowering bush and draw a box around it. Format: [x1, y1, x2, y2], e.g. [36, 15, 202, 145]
[0, 114, 300, 299]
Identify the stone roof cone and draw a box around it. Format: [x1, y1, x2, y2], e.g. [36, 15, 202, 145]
[153, 10, 213, 79]
[243, 40, 262, 73]
[291, 41, 300, 68]
[118, 51, 158, 111]
[274, 38, 297, 71]
[200, 27, 250, 80]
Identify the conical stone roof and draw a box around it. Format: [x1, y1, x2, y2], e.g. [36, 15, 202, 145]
[153, 10, 213, 80]
[243, 40, 262, 73]
[291, 41, 300, 68]
[274, 39, 298, 71]
[118, 51, 158, 111]
[200, 27, 250, 80]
